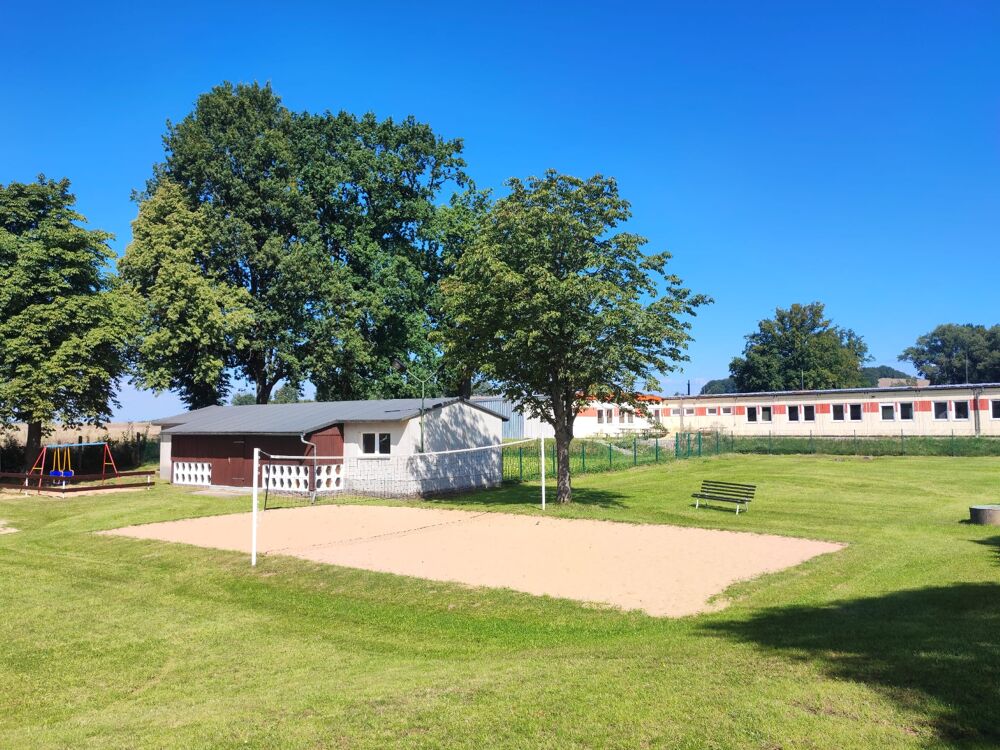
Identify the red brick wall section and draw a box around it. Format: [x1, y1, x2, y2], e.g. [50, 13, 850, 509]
[974, 399, 989, 411]
[863, 402, 880, 413]
[695, 407, 707, 416]
[734, 406, 746, 416]
[772, 405, 787, 415]
[816, 403, 831, 414]
[915, 400, 932, 412]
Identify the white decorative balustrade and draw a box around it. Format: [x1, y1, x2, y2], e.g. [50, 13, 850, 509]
[261, 464, 311, 493]
[314, 464, 344, 492]
[173, 462, 212, 486]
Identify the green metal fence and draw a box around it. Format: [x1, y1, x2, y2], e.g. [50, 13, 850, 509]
[501, 437, 668, 482]
[501, 431, 1000, 483]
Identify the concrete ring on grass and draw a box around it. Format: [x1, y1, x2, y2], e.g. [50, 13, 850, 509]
[969, 505, 1000, 526]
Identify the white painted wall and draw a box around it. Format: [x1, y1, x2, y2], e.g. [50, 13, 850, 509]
[159, 433, 172, 480]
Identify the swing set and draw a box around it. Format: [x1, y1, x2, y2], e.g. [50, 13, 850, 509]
[0, 441, 155, 495]
[29, 441, 119, 486]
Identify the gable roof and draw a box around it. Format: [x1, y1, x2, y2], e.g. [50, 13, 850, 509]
[159, 398, 506, 436]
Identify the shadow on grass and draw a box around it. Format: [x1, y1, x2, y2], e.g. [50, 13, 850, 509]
[425, 483, 628, 509]
[973, 535, 1000, 566]
[704, 583, 1000, 744]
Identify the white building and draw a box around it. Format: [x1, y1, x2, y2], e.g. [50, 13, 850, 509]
[571, 383, 1000, 438]
[152, 398, 506, 496]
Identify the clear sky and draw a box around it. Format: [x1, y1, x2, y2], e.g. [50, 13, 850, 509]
[3, 1, 998, 419]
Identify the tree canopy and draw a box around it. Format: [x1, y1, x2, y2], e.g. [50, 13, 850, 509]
[899, 324, 1000, 384]
[441, 171, 708, 503]
[0, 176, 135, 466]
[122, 82, 466, 406]
[860, 365, 913, 387]
[729, 302, 869, 392]
[700, 377, 736, 395]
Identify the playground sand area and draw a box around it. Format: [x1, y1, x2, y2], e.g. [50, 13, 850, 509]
[103, 504, 844, 617]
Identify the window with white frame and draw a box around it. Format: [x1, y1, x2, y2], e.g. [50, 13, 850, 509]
[619, 410, 625, 424]
[684, 407, 694, 416]
[747, 406, 758, 422]
[804, 405, 815, 421]
[671, 408, 681, 416]
[954, 401, 970, 420]
[597, 410, 604, 424]
[880, 404, 895, 421]
[722, 406, 732, 415]
[849, 404, 863, 421]
[832, 404, 845, 421]
[707, 407, 718, 416]
[362, 432, 391, 455]
[933, 401, 949, 420]
[993, 400, 1000, 419]
[788, 405, 800, 421]
[761, 406, 772, 422]
[627, 411, 634, 423]
[900, 402, 914, 420]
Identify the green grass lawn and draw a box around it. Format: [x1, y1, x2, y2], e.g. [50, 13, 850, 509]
[1, 455, 998, 749]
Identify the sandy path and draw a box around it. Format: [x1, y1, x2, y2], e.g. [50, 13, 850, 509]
[103, 505, 843, 617]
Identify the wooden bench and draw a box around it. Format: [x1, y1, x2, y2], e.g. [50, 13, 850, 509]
[692, 480, 755, 514]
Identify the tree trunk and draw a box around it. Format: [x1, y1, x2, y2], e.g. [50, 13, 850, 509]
[550, 387, 575, 503]
[554, 427, 572, 504]
[24, 421, 42, 472]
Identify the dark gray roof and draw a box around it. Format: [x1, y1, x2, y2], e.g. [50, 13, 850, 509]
[150, 405, 225, 427]
[160, 398, 506, 436]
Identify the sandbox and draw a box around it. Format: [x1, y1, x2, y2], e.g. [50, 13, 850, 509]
[103, 505, 844, 617]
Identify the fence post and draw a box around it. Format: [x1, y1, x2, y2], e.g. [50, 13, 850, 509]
[518, 447, 523, 480]
[809, 431, 814, 454]
[900, 430, 904, 456]
[655, 437, 659, 462]
[686, 432, 692, 458]
[716, 430, 720, 455]
[675, 433, 680, 458]
[854, 430, 858, 456]
[951, 430, 955, 457]
[633, 437, 637, 466]
[768, 432, 772, 454]
[581, 442, 586, 472]
[609, 441, 613, 469]
[697, 432, 702, 457]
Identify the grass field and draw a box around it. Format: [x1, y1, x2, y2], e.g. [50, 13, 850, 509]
[1, 455, 998, 749]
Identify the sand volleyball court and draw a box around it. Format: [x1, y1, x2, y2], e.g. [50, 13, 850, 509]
[104, 504, 843, 617]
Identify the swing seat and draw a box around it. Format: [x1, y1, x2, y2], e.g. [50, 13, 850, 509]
[63, 470, 74, 477]
[50, 470, 62, 477]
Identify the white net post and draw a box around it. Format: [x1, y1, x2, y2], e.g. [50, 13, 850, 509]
[251, 447, 259, 567]
[539, 436, 546, 510]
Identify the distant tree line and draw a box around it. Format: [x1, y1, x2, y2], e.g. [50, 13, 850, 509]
[699, 304, 999, 394]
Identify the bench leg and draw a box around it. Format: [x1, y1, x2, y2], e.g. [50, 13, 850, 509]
[735, 504, 739, 515]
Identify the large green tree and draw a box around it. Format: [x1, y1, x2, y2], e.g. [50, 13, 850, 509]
[441, 171, 708, 504]
[123, 82, 465, 406]
[899, 324, 1000, 384]
[729, 302, 869, 392]
[0, 177, 135, 467]
[119, 181, 253, 407]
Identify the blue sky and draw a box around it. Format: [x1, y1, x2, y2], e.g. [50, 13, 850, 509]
[3, 1, 998, 419]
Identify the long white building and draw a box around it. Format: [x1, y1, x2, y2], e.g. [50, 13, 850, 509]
[493, 384, 1000, 439]
[586, 383, 1000, 437]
